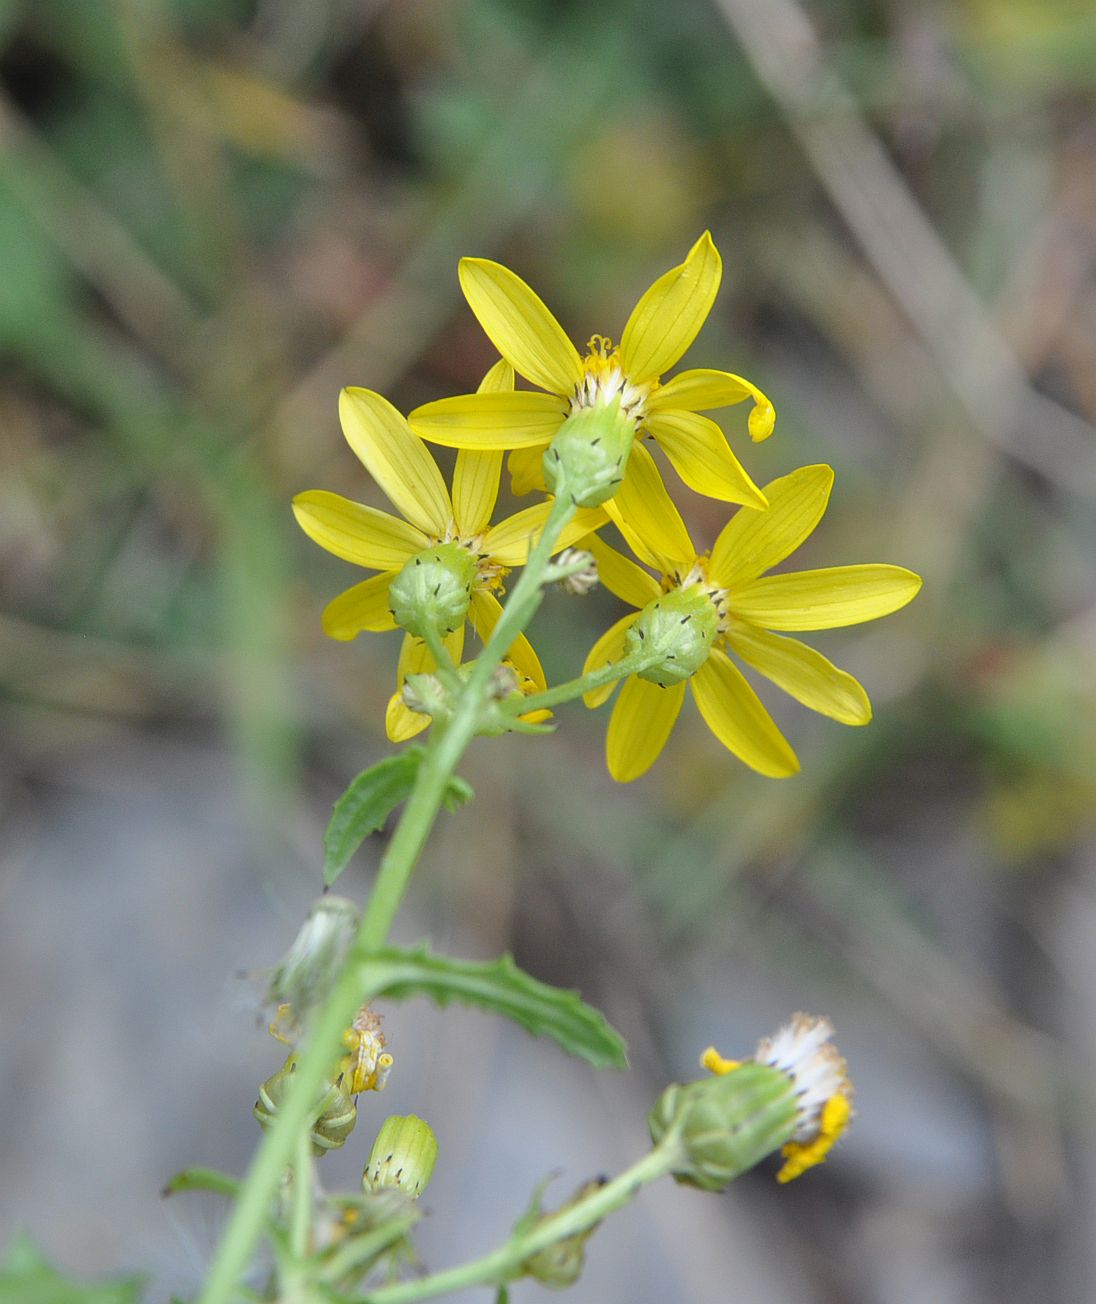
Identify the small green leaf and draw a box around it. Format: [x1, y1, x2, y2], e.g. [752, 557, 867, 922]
[0, 1233, 143, 1304]
[162, 1167, 241, 1198]
[324, 751, 475, 886]
[359, 945, 627, 1070]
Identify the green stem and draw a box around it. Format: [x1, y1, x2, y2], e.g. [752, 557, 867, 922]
[198, 489, 577, 1304]
[361, 1134, 680, 1303]
[515, 646, 662, 716]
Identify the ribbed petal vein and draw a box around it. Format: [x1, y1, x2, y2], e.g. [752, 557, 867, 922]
[729, 565, 923, 631]
[458, 257, 583, 395]
[292, 491, 427, 569]
[321, 573, 399, 640]
[708, 464, 834, 588]
[645, 410, 768, 508]
[339, 388, 452, 536]
[691, 650, 800, 777]
[606, 676, 686, 782]
[724, 625, 872, 725]
[620, 232, 722, 383]
[409, 391, 567, 450]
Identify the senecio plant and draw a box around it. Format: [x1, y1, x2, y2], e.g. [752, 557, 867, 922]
[176, 234, 921, 1304]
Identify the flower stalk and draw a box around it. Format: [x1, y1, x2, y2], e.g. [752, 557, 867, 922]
[197, 488, 579, 1304]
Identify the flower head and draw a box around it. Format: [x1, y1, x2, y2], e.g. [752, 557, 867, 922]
[293, 362, 605, 741]
[696, 1013, 853, 1184]
[408, 234, 774, 561]
[583, 463, 922, 781]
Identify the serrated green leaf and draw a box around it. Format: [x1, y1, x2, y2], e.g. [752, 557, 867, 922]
[324, 750, 474, 886]
[358, 945, 627, 1070]
[162, 1167, 240, 1198]
[0, 1233, 144, 1304]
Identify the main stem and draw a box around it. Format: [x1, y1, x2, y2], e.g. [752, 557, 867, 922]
[198, 490, 577, 1304]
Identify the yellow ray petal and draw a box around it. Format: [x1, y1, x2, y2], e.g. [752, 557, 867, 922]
[458, 257, 583, 395]
[604, 441, 694, 569]
[646, 368, 776, 441]
[728, 565, 923, 631]
[409, 391, 567, 450]
[584, 534, 661, 609]
[691, 650, 799, 777]
[469, 589, 546, 691]
[482, 502, 608, 565]
[385, 629, 465, 742]
[707, 464, 834, 588]
[477, 357, 515, 394]
[724, 625, 871, 725]
[339, 388, 452, 536]
[507, 443, 548, 496]
[644, 411, 768, 509]
[292, 491, 427, 569]
[606, 676, 686, 782]
[582, 612, 641, 707]
[452, 449, 504, 538]
[321, 573, 399, 641]
[619, 232, 722, 384]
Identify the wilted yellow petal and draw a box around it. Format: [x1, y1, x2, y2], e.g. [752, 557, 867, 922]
[619, 232, 722, 384]
[645, 411, 768, 508]
[321, 574, 399, 640]
[604, 441, 694, 569]
[707, 465, 834, 588]
[339, 388, 452, 537]
[724, 625, 871, 725]
[647, 368, 776, 441]
[691, 650, 799, 777]
[606, 676, 686, 782]
[409, 391, 566, 450]
[584, 534, 661, 609]
[729, 565, 923, 631]
[469, 589, 546, 691]
[292, 491, 427, 569]
[582, 612, 640, 707]
[458, 257, 583, 395]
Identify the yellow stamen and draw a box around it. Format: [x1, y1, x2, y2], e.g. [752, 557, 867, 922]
[700, 1046, 742, 1076]
[776, 1092, 852, 1183]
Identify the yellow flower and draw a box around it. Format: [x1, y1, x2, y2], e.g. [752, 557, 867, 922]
[408, 233, 774, 562]
[293, 362, 605, 741]
[583, 463, 922, 781]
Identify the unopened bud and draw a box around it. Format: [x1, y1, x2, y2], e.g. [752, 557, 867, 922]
[363, 1115, 438, 1199]
[388, 544, 477, 642]
[554, 547, 599, 596]
[401, 672, 448, 720]
[626, 589, 719, 687]
[254, 1052, 358, 1155]
[520, 1178, 606, 1289]
[542, 400, 636, 508]
[265, 895, 359, 1020]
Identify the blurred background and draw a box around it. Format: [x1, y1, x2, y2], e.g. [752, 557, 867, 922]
[1, 0, 1095, 1300]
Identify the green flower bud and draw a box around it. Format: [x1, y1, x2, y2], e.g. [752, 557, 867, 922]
[648, 1062, 799, 1191]
[254, 1052, 358, 1156]
[388, 544, 477, 642]
[542, 399, 636, 508]
[626, 588, 719, 687]
[363, 1115, 438, 1199]
[520, 1178, 606, 1289]
[265, 895, 359, 1021]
